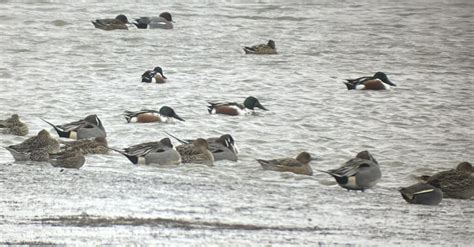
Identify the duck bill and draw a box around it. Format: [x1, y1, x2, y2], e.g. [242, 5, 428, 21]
[385, 79, 396, 86]
[256, 103, 268, 111]
[173, 113, 185, 121]
[161, 74, 167, 79]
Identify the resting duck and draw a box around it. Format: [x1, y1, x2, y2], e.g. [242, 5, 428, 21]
[134, 12, 174, 29]
[42, 114, 106, 140]
[419, 162, 473, 199]
[207, 96, 268, 116]
[91, 14, 130, 31]
[112, 138, 181, 166]
[5, 129, 60, 162]
[167, 132, 238, 162]
[124, 106, 184, 123]
[257, 151, 315, 176]
[59, 137, 109, 155]
[141, 66, 167, 83]
[243, 40, 277, 54]
[0, 114, 28, 136]
[49, 147, 86, 169]
[318, 151, 382, 191]
[399, 181, 443, 205]
[343, 72, 396, 90]
[178, 138, 214, 166]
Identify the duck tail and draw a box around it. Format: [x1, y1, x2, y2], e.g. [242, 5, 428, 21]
[123, 111, 133, 123]
[316, 169, 341, 178]
[41, 118, 70, 138]
[207, 102, 217, 114]
[256, 159, 272, 170]
[107, 147, 139, 164]
[343, 81, 356, 90]
[163, 131, 189, 144]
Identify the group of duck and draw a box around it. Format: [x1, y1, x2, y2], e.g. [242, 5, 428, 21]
[1, 108, 473, 206]
[1, 12, 471, 207]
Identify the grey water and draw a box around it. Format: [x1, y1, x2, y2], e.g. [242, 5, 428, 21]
[0, 0, 473, 245]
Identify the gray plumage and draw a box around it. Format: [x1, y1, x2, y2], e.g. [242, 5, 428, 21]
[399, 182, 443, 205]
[113, 138, 181, 166]
[42, 114, 106, 140]
[318, 150, 382, 191]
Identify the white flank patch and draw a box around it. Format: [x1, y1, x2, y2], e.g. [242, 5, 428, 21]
[69, 131, 77, 140]
[138, 157, 146, 165]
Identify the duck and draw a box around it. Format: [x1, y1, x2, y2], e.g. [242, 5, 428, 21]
[243, 40, 277, 54]
[207, 96, 268, 116]
[167, 132, 238, 161]
[318, 150, 382, 191]
[49, 147, 85, 169]
[343, 72, 396, 90]
[257, 151, 315, 176]
[124, 106, 184, 123]
[134, 12, 174, 29]
[59, 137, 109, 155]
[179, 138, 214, 166]
[5, 129, 60, 162]
[419, 162, 473, 199]
[399, 181, 443, 205]
[42, 114, 106, 140]
[0, 114, 28, 136]
[112, 138, 181, 166]
[91, 14, 130, 30]
[141, 66, 167, 83]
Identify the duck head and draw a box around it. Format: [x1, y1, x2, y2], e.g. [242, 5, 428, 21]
[243, 96, 268, 111]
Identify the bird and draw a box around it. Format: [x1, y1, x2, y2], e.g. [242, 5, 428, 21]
[257, 151, 315, 176]
[399, 181, 443, 205]
[0, 114, 28, 136]
[178, 138, 214, 166]
[42, 114, 106, 140]
[5, 129, 60, 161]
[168, 132, 239, 162]
[243, 40, 277, 54]
[112, 138, 181, 166]
[134, 12, 174, 29]
[59, 137, 109, 155]
[124, 106, 185, 123]
[318, 150, 382, 191]
[207, 96, 268, 116]
[418, 162, 474, 199]
[343, 72, 396, 90]
[49, 147, 86, 169]
[141, 66, 167, 83]
[91, 14, 130, 30]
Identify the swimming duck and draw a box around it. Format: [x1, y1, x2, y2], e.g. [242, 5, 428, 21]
[257, 151, 315, 176]
[91, 14, 130, 30]
[343, 72, 396, 90]
[419, 162, 473, 199]
[243, 40, 277, 54]
[5, 129, 60, 161]
[113, 138, 181, 166]
[134, 12, 174, 29]
[124, 106, 184, 123]
[318, 150, 382, 191]
[42, 114, 106, 140]
[399, 181, 443, 205]
[141, 66, 167, 83]
[0, 114, 28, 136]
[207, 96, 268, 116]
[179, 138, 214, 166]
[60, 137, 109, 155]
[168, 132, 238, 161]
[49, 147, 85, 169]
